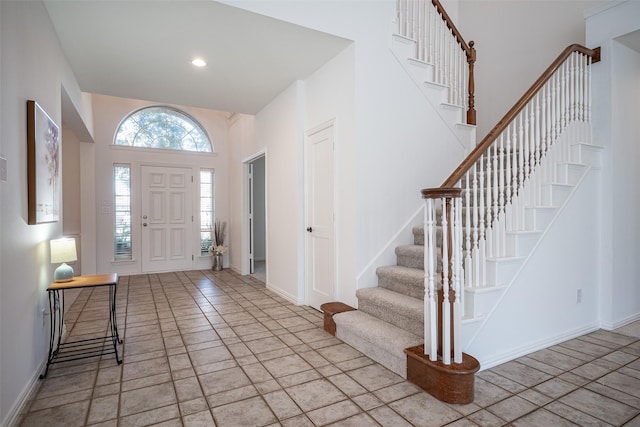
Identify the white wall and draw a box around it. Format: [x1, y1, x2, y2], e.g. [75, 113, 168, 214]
[458, 0, 603, 138]
[467, 169, 602, 367]
[0, 1, 93, 424]
[254, 82, 304, 302]
[303, 45, 356, 305]
[587, 1, 640, 328]
[224, 0, 466, 307]
[227, 114, 257, 275]
[87, 94, 231, 275]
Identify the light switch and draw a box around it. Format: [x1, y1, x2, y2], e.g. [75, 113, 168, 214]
[0, 156, 7, 182]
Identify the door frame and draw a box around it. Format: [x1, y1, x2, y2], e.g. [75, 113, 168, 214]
[304, 119, 337, 308]
[242, 150, 266, 276]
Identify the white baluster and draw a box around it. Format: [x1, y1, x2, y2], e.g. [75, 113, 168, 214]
[464, 172, 472, 288]
[424, 198, 437, 361]
[471, 162, 479, 288]
[453, 197, 462, 363]
[478, 155, 486, 286]
[441, 197, 451, 365]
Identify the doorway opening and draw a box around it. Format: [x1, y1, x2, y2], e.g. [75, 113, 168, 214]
[247, 155, 266, 282]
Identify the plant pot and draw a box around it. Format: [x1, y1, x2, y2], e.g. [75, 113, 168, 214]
[212, 253, 223, 271]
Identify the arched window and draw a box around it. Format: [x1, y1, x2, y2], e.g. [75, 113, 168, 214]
[114, 106, 212, 152]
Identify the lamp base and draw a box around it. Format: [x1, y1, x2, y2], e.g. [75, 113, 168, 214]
[54, 263, 74, 282]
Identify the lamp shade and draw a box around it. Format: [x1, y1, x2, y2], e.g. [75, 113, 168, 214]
[50, 238, 77, 282]
[50, 238, 77, 263]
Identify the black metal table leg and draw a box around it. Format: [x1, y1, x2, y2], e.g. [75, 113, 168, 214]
[109, 284, 122, 364]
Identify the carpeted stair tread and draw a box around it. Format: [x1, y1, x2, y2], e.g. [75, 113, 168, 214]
[333, 310, 423, 378]
[356, 287, 423, 336]
[376, 265, 425, 300]
[395, 245, 424, 269]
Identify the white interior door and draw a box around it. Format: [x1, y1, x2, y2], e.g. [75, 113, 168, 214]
[141, 166, 193, 272]
[305, 122, 335, 310]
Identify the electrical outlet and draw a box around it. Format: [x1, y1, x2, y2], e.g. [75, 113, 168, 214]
[577, 289, 582, 303]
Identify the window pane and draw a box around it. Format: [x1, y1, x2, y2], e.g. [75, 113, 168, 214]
[200, 170, 214, 255]
[114, 164, 132, 260]
[114, 106, 212, 153]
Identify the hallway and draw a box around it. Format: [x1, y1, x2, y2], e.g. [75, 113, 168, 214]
[18, 269, 640, 426]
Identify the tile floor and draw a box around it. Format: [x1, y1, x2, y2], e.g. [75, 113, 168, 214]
[17, 269, 640, 426]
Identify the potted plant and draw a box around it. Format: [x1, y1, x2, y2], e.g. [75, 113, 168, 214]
[208, 219, 227, 271]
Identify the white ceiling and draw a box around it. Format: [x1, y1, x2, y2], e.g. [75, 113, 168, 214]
[44, 1, 351, 114]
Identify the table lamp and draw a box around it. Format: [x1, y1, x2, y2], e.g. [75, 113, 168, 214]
[50, 237, 77, 282]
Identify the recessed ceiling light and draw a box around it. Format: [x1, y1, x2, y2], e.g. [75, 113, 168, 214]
[191, 58, 207, 67]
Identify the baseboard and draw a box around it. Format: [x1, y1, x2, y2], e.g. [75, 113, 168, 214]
[1, 359, 47, 427]
[600, 312, 640, 331]
[477, 322, 601, 370]
[266, 282, 304, 306]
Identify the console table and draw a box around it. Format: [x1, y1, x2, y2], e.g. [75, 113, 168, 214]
[40, 273, 122, 378]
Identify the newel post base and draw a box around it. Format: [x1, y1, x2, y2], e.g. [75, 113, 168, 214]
[404, 345, 480, 404]
[320, 302, 356, 336]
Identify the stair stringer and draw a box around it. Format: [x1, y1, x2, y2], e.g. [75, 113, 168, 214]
[390, 33, 476, 152]
[461, 146, 603, 368]
[355, 204, 424, 295]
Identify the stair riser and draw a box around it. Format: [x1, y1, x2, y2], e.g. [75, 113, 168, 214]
[377, 275, 425, 300]
[541, 183, 572, 206]
[556, 163, 587, 186]
[525, 207, 556, 230]
[464, 287, 507, 318]
[505, 232, 540, 257]
[358, 299, 424, 337]
[571, 144, 602, 167]
[485, 258, 522, 285]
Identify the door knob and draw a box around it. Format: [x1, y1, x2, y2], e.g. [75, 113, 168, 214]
[306, 227, 312, 232]
[143, 223, 148, 227]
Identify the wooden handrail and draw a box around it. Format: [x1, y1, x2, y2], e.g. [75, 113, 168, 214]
[431, 0, 477, 125]
[441, 44, 601, 188]
[421, 187, 461, 199]
[432, 0, 471, 55]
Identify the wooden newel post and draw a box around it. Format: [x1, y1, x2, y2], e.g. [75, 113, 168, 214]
[466, 41, 477, 126]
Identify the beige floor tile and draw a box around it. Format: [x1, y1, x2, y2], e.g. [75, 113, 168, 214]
[512, 408, 578, 426]
[87, 394, 119, 424]
[388, 393, 462, 427]
[263, 389, 303, 420]
[545, 401, 615, 426]
[346, 364, 403, 392]
[20, 400, 90, 427]
[182, 409, 216, 427]
[559, 388, 639, 425]
[286, 379, 347, 412]
[120, 382, 177, 416]
[199, 366, 251, 396]
[485, 395, 538, 423]
[211, 395, 277, 426]
[307, 400, 361, 426]
[263, 354, 314, 378]
[368, 405, 415, 427]
[118, 404, 180, 427]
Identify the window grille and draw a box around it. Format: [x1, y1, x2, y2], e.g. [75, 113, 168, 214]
[114, 106, 212, 152]
[114, 164, 132, 260]
[200, 170, 215, 255]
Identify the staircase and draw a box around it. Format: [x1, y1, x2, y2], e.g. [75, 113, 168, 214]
[326, 0, 602, 403]
[333, 227, 427, 378]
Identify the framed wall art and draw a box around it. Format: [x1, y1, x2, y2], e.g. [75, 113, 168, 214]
[27, 100, 60, 224]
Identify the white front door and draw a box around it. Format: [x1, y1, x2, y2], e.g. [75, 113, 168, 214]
[141, 166, 193, 272]
[305, 121, 336, 310]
